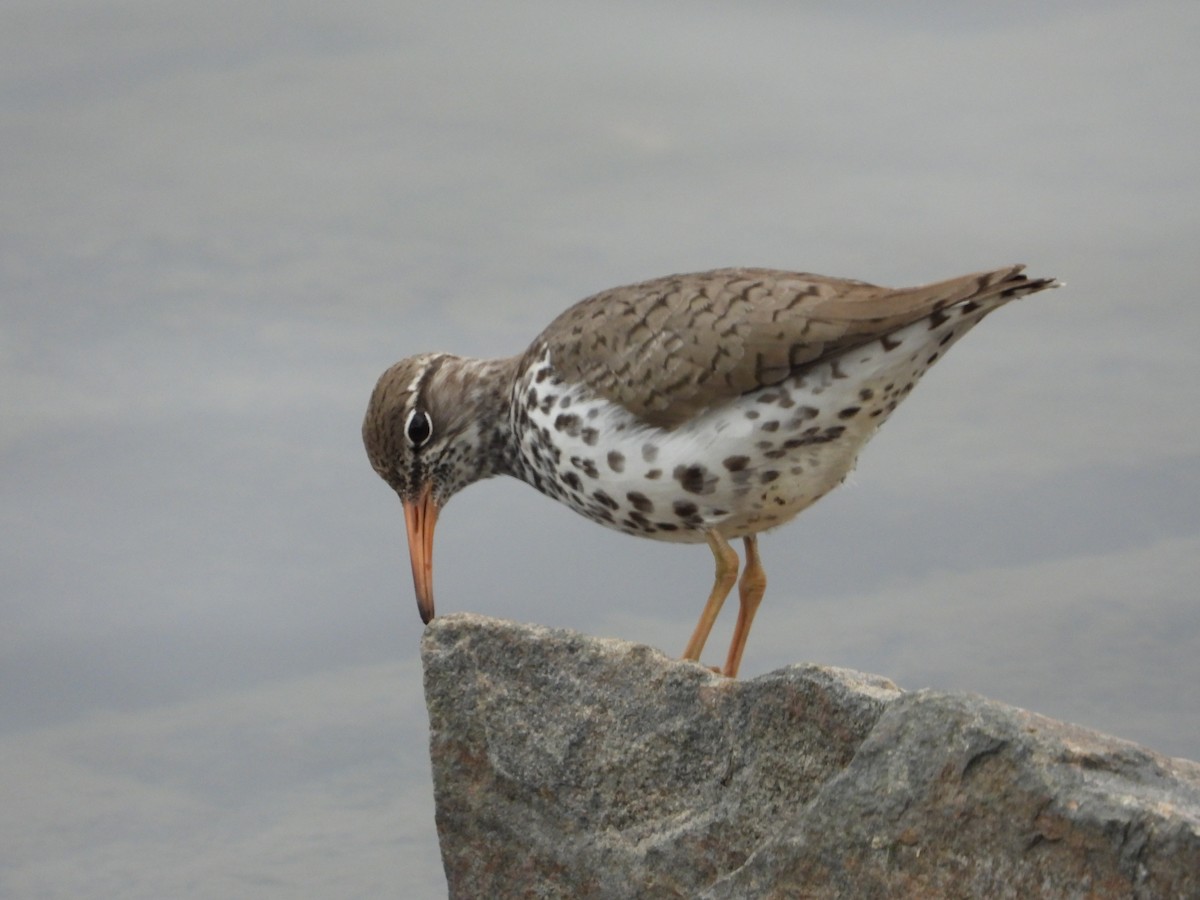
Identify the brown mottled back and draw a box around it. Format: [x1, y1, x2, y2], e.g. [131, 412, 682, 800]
[534, 265, 1055, 429]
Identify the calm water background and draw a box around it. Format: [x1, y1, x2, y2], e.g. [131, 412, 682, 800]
[4, 2, 1198, 896]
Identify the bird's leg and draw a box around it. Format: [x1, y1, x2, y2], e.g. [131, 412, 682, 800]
[682, 530, 740, 664]
[722, 535, 767, 678]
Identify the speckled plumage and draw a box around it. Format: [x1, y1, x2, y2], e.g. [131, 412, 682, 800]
[364, 264, 1058, 675]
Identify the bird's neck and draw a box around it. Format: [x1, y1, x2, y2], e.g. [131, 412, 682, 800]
[436, 354, 527, 483]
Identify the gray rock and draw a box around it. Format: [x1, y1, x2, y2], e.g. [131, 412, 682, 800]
[421, 613, 1200, 899]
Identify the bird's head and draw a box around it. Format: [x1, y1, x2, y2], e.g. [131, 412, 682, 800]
[362, 352, 514, 624]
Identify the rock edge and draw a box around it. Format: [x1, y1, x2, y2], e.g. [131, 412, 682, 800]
[422, 613, 1200, 899]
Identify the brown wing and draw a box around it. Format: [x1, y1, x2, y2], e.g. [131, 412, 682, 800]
[535, 265, 1055, 429]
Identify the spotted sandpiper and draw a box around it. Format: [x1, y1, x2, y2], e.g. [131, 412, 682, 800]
[363, 265, 1058, 676]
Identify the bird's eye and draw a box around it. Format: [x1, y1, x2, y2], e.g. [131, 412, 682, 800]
[404, 408, 433, 448]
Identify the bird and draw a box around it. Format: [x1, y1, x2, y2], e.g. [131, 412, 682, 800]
[363, 264, 1058, 677]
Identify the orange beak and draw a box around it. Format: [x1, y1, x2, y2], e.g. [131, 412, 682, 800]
[402, 483, 439, 624]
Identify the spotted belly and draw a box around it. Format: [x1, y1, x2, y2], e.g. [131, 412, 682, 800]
[512, 299, 999, 543]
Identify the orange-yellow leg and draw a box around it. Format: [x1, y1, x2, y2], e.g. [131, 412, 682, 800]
[682, 530, 739, 663]
[723, 535, 767, 678]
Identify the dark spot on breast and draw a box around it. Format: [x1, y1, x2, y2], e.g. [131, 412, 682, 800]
[554, 413, 580, 436]
[672, 501, 705, 528]
[744, 409, 761, 420]
[645, 469, 662, 479]
[592, 490, 619, 510]
[627, 491, 654, 513]
[838, 406, 861, 419]
[534, 367, 550, 383]
[783, 423, 847, 448]
[881, 335, 902, 352]
[561, 471, 582, 491]
[673, 500, 699, 519]
[929, 309, 950, 328]
[642, 443, 659, 462]
[607, 451, 625, 472]
[760, 470, 780, 484]
[761, 420, 780, 432]
[858, 388, 874, 401]
[581, 427, 599, 446]
[723, 455, 750, 471]
[674, 464, 717, 495]
[571, 456, 600, 479]
[788, 406, 819, 429]
[655, 522, 679, 532]
[559, 395, 572, 409]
